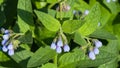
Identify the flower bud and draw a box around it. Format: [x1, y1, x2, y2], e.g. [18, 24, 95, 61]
[8, 49, 14, 56]
[63, 44, 70, 52]
[94, 40, 102, 48]
[89, 51, 96, 60]
[2, 46, 8, 52]
[56, 46, 62, 53]
[7, 43, 13, 50]
[50, 42, 56, 50]
[3, 34, 9, 40]
[84, 10, 89, 15]
[93, 47, 99, 55]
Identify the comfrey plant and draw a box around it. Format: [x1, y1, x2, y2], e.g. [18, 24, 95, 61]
[88, 39, 102, 60]
[1, 28, 20, 56]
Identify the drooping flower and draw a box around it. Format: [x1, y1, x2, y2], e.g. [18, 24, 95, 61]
[3, 34, 9, 40]
[50, 42, 56, 50]
[94, 39, 102, 48]
[88, 51, 96, 60]
[2, 46, 8, 52]
[56, 46, 62, 53]
[57, 37, 63, 47]
[93, 47, 99, 55]
[63, 44, 70, 52]
[7, 43, 13, 50]
[8, 49, 14, 56]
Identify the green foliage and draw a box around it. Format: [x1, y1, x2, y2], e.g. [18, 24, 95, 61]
[0, 0, 120, 68]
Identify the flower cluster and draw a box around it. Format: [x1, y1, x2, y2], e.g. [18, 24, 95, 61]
[106, 0, 116, 3]
[88, 39, 102, 60]
[50, 36, 70, 53]
[1, 28, 14, 56]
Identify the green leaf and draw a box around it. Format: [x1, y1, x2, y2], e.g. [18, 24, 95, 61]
[11, 50, 33, 68]
[89, 29, 117, 40]
[59, 41, 117, 68]
[98, 58, 118, 68]
[34, 10, 61, 32]
[47, 0, 58, 3]
[41, 63, 57, 68]
[17, 0, 35, 34]
[58, 49, 85, 68]
[74, 0, 90, 12]
[0, 0, 3, 5]
[18, 31, 33, 44]
[73, 32, 87, 46]
[78, 2, 101, 36]
[27, 46, 56, 68]
[99, 3, 111, 28]
[62, 20, 83, 34]
[103, 0, 120, 14]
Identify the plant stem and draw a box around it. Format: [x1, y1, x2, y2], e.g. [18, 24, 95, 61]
[54, 54, 58, 65]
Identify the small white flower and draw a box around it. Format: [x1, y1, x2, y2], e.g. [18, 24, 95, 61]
[84, 10, 89, 15]
[3, 34, 9, 40]
[63, 44, 70, 52]
[89, 51, 96, 60]
[1, 39, 7, 45]
[7, 43, 13, 50]
[56, 46, 62, 53]
[50, 42, 56, 50]
[57, 39, 63, 47]
[8, 49, 14, 56]
[2, 46, 8, 52]
[106, 0, 111, 3]
[93, 47, 99, 55]
[94, 40, 102, 48]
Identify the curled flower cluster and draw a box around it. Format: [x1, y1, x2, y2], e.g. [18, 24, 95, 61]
[1, 28, 14, 56]
[51, 36, 70, 53]
[88, 39, 102, 60]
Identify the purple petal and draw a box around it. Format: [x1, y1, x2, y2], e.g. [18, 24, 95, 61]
[57, 39, 63, 47]
[2, 46, 8, 52]
[94, 40, 102, 48]
[8, 49, 14, 56]
[3, 34, 9, 40]
[7, 43, 13, 50]
[84, 10, 89, 15]
[1, 39, 7, 45]
[63, 44, 70, 52]
[50, 42, 56, 50]
[93, 47, 99, 55]
[4, 30, 10, 34]
[88, 51, 96, 60]
[56, 46, 62, 53]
